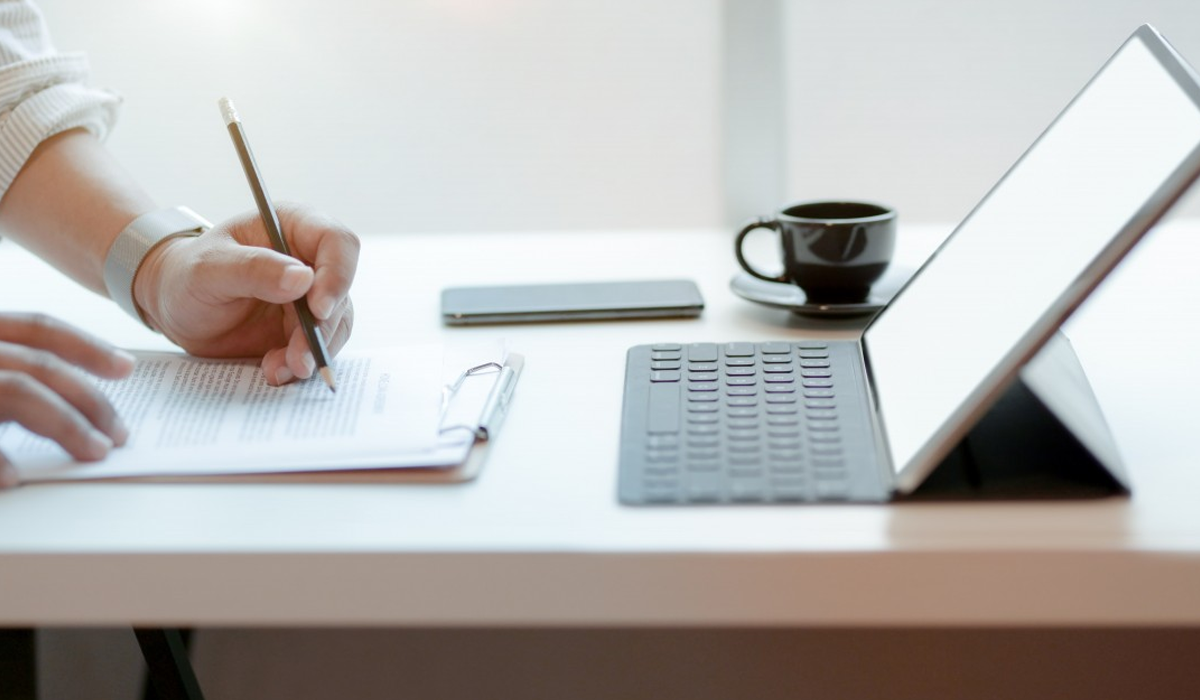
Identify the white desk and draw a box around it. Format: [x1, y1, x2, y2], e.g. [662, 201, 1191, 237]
[1, 222, 1198, 628]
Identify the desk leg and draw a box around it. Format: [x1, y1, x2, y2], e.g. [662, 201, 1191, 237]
[133, 628, 205, 700]
[0, 628, 36, 699]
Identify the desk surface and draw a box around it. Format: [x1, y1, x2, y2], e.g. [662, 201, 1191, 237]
[1, 222, 1198, 627]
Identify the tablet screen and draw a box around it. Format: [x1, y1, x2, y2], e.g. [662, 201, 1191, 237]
[863, 28, 1200, 490]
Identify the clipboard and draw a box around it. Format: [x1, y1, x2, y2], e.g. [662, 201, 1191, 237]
[202, 353, 525, 484]
[4, 349, 524, 485]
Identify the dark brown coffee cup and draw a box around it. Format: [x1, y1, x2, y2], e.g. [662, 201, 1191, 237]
[734, 200, 897, 304]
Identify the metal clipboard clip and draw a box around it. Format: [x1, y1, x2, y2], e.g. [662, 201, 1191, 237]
[438, 356, 522, 440]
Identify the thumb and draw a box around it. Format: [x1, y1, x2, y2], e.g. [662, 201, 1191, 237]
[200, 245, 314, 305]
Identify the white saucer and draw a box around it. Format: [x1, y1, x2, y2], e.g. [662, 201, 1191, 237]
[729, 264, 915, 317]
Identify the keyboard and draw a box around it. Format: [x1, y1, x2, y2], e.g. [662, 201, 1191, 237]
[618, 341, 881, 504]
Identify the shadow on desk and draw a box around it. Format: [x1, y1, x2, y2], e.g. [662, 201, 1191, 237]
[33, 627, 1200, 700]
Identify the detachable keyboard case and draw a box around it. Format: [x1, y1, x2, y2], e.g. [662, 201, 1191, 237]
[618, 332, 1130, 504]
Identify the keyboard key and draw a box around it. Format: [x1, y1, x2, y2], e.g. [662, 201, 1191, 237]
[651, 361, 681, 371]
[730, 465, 764, 478]
[687, 392, 719, 402]
[807, 410, 838, 421]
[760, 342, 791, 354]
[765, 394, 797, 404]
[688, 373, 718, 383]
[686, 403, 719, 413]
[686, 413, 720, 424]
[688, 343, 719, 362]
[725, 358, 755, 367]
[761, 355, 793, 364]
[764, 375, 795, 384]
[799, 359, 831, 368]
[802, 379, 834, 388]
[798, 349, 829, 359]
[651, 351, 682, 361]
[727, 397, 758, 407]
[801, 369, 833, 378]
[651, 370, 681, 382]
[689, 363, 719, 372]
[727, 377, 757, 387]
[726, 367, 756, 377]
[764, 384, 797, 393]
[686, 424, 719, 435]
[724, 343, 756, 357]
[727, 387, 757, 397]
[651, 344, 683, 351]
[766, 416, 800, 426]
[765, 404, 799, 414]
[763, 364, 794, 373]
[804, 389, 835, 399]
[797, 341, 828, 349]
[688, 383, 719, 392]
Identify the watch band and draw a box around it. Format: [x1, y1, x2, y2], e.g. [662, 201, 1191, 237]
[103, 206, 212, 327]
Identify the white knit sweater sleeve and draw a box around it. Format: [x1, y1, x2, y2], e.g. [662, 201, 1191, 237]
[0, 0, 120, 199]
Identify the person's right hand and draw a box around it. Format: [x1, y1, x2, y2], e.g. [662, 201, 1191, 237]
[0, 313, 135, 489]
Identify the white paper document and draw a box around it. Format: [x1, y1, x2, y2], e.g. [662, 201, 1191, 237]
[1, 343, 510, 482]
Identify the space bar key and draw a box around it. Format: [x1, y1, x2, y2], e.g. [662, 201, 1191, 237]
[647, 382, 681, 434]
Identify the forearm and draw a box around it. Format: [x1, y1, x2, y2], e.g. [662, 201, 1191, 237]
[0, 128, 156, 296]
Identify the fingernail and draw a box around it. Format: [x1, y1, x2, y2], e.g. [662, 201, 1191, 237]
[302, 352, 316, 376]
[280, 265, 310, 295]
[86, 431, 114, 460]
[275, 365, 295, 385]
[312, 295, 335, 320]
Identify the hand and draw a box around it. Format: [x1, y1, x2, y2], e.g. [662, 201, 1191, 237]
[133, 203, 359, 386]
[0, 313, 134, 488]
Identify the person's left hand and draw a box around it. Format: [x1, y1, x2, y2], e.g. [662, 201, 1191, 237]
[132, 203, 359, 385]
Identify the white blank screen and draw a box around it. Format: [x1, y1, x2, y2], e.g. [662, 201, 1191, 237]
[864, 35, 1200, 479]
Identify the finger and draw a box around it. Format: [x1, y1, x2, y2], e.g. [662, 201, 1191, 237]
[284, 325, 317, 381]
[0, 451, 18, 490]
[260, 346, 293, 387]
[0, 343, 129, 445]
[323, 299, 354, 357]
[0, 371, 114, 461]
[195, 242, 315, 306]
[276, 205, 359, 321]
[0, 313, 134, 379]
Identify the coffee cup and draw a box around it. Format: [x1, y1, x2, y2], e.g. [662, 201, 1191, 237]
[734, 200, 897, 304]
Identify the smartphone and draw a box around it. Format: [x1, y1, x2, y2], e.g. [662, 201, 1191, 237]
[441, 279, 705, 325]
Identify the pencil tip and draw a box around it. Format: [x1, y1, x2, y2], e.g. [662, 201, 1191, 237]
[319, 366, 337, 393]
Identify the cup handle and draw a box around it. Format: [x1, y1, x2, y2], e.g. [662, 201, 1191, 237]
[734, 217, 788, 283]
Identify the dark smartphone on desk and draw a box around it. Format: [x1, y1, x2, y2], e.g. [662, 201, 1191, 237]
[441, 279, 705, 325]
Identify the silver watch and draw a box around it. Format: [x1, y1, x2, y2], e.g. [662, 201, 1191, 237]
[103, 206, 212, 327]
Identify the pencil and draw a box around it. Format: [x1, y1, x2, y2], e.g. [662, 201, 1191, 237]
[218, 97, 336, 392]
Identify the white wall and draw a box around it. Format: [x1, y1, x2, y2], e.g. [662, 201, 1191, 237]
[33, 1, 1200, 233]
[36, 0, 721, 234]
[784, 0, 1200, 224]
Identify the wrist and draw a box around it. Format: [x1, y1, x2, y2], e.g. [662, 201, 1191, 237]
[132, 235, 192, 333]
[102, 206, 212, 328]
